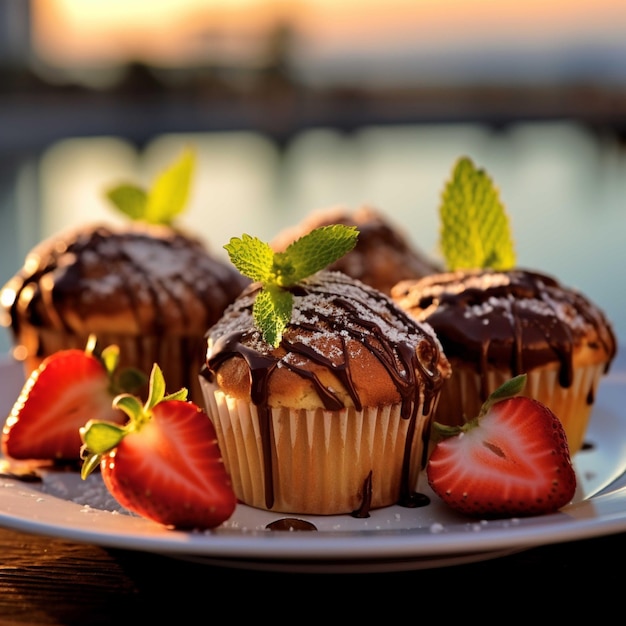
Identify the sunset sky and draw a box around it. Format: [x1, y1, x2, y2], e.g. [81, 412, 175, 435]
[32, 0, 626, 76]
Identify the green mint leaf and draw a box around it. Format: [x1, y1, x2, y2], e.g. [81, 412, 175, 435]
[440, 156, 516, 270]
[104, 148, 195, 225]
[105, 184, 147, 221]
[253, 287, 293, 348]
[225, 234, 274, 283]
[144, 148, 195, 225]
[225, 224, 358, 346]
[275, 224, 358, 286]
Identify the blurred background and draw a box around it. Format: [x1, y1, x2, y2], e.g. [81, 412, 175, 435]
[1, 0, 625, 354]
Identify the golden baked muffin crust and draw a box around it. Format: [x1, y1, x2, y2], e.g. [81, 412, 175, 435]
[201, 270, 451, 514]
[391, 267, 617, 453]
[1, 222, 249, 401]
[392, 268, 616, 381]
[205, 271, 449, 410]
[272, 206, 441, 294]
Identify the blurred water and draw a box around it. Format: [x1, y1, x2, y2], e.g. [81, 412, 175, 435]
[1, 120, 625, 356]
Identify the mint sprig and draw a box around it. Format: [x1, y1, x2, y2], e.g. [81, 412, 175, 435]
[225, 225, 359, 347]
[105, 148, 196, 226]
[439, 156, 516, 270]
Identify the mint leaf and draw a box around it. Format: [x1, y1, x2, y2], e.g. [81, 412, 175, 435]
[277, 225, 359, 285]
[253, 287, 293, 348]
[105, 185, 147, 221]
[104, 148, 195, 225]
[224, 234, 274, 283]
[440, 156, 516, 270]
[144, 149, 195, 224]
[225, 224, 358, 347]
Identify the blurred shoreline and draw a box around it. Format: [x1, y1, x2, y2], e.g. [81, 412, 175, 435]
[3, 61, 626, 154]
[2, 1, 625, 351]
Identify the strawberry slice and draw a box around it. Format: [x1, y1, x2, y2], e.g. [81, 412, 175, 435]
[80, 364, 237, 530]
[2, 340, 137, 462]
[426, 375, 577, 518]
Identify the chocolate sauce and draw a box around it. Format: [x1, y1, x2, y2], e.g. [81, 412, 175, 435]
[0, 460, 42, 483]
[203, 271, 449, 513]
[266, 518, 318, 531]
[2, 225, 247, 341]
[1, 224, 249, 399]
[271, 207, 441, 295]
[352, 471, 373, 518]
[393, 268, 617, 404]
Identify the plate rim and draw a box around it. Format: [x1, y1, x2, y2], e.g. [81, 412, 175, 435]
[0, 349, 624, 569]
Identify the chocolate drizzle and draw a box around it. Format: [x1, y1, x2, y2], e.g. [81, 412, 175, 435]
[352, 471, 373, 518]
[2, 224, 248, 342]
[266, 518, 318, 531]
[0, 224, 249, 401]
[271, 206, 442, 295]
[202, 270, 449, 513]
[393, 268, 617, 403]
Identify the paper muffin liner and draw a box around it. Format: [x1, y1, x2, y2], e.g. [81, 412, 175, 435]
[434, 360, 608, 455]
[200, 378, 432, 515]
[12, 328, 207, 408]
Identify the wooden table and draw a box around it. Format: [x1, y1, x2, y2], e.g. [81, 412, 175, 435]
[0, 523, 622, 624]
[1, 351, 623, 623]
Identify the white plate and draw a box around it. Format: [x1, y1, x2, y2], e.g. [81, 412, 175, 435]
[0, 351, 625, 574]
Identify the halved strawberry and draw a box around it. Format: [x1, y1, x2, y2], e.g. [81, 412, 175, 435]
[426, 375, 577, 518]
[80, 364, 237, 530]
[2, 339, 141, 462]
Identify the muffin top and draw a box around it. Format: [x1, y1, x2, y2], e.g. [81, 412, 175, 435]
[271, 206, 441, 294]
[203, 270, 451, 414]
[1, 223, 250, 339]
[391, 268, 617, 385]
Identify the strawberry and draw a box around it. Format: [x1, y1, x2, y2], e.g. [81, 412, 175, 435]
[80, 364, 237, 530]
[426, 374, 577, 518]
[2, 338, 143, 462]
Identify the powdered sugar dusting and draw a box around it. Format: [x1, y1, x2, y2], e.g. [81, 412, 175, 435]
[40, 470, 133, 515]
[209, 270, 444, 366]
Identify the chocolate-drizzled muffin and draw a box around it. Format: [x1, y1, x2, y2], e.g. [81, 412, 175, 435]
[391, 268, 617, 454]
[199, 270, 451, 516]
[272, 206, 441, 295]
[0, 223, 249, 405]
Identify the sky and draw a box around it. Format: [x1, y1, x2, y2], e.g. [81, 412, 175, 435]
[31, 0, 626, 82]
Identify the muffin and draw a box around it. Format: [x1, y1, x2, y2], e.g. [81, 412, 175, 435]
[199, 270, 451, 515]
[391, 268, 617, 454]
[271, 205, 441, 294]
[0, 222, 249, 406]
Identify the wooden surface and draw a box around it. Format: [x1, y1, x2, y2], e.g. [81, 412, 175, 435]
[0, 523, 621, 624]
[1, 356, 623, 623]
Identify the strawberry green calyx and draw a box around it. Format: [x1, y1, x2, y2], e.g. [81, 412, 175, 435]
[426, 370, 575, 518]
[225, 224, 359, 347]
[479, 373, 527, 415]
[85, 334, 147, 397]
[79, 364, 187, 479]
[439, 156, 516, 271]
[432, 374, 527, 440]
[105, 148, 196, 226]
